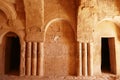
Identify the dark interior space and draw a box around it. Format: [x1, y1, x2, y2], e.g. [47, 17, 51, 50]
[5, 36, 20, 75]
[101, 38, 111, 73]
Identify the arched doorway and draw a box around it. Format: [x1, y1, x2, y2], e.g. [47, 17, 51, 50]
[44, 20, 77, 76]
[3, 32, 20, 75]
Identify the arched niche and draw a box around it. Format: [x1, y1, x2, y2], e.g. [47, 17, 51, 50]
[0, 32, 20, 76]
[93, 20, 120, 75]
[44, 19, 77, 76]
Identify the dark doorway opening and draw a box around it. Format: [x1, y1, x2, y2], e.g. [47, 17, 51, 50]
[101, 38, 111, 73]
[5, 35, 20, 75]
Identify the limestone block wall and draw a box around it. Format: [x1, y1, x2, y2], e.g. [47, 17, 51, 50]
[0, 0, 120, 78]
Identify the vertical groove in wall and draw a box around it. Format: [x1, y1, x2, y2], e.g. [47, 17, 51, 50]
[20, 41, 26, 76]
[26, 42, 32, 76]
[37, 42, 44, 76]
[37, 42, 40, 75]
[82, 43, 88, 76]
[78, 42, 82, 76]
[87, 43, 93, 76]
[87, 43, 90, 75]
[31, 42, 37, 76]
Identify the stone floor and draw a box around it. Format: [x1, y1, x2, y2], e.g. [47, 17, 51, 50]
[0, 73, 119, 80]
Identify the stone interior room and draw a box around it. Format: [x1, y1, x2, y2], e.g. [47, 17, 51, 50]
[0, 0, 120, 80]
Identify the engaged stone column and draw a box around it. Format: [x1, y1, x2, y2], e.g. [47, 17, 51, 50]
[31, 42, 37, 76]
[82, 43, 87, 76]
[77, 42, 82, 76]
[87, 43, 93, 76]
[37, 42, 44, 76]
[20, 41, 26, 76]
[26, 42, 32, 76]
